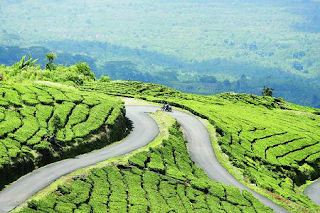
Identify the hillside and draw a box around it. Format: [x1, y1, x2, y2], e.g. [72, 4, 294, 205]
[0, 0, 319, 107]
[17, 121, 273, 213]
[81, 81, 320, 212]
[0, 59, 319, 212]
[0, 0, 319, 211]
[0, 82, 127, 190]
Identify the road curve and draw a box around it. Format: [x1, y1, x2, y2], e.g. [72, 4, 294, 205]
[0, 106, 159, 213]
[304, 180, 320, 205]
[0, 105, 289, 213]
[167, 107, 289, 213]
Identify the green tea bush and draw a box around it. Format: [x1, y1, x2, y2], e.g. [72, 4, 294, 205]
[81, 81, 320, 212]
[20, 123, 273, 213]
[0, 111, 21, 137]
[72, 103, 112, 138]
[147, 152, 165, 173]
[0, 82, 126, 189]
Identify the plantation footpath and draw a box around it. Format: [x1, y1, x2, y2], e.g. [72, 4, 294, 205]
[15, 106, 274, 213]
[81, 81, 320, 212]
[0, 83, 126, 190]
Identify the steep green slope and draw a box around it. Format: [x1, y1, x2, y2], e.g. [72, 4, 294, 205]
[19, 123, 272, 213]
[81, 81, 320, 212]
[0, 83, 127, 190]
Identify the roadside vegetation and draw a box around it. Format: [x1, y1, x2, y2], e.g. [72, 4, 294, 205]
[1, 57, 319, 212]
[81, 81, 320, 212]
[18, 122, 273, 213]
[0, 54, 96, 86]
[0, 82, 127, 190]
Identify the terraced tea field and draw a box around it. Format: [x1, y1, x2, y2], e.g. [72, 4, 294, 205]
[0, 83, 126, 189]
[18, 123, 273, 213]
[81, 81, 320, 212]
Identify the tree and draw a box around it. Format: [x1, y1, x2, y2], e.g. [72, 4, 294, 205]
[99, 75, 111, 83]
[45, 52, 57, 71]
[262, 86, 274, 97]
[14, 54, 38, 70]
[76, 61, 95, 79]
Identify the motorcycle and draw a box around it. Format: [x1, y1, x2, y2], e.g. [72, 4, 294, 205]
[161, 105, 173, 112]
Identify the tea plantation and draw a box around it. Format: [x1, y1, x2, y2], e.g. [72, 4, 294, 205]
[81, 81, 320, 212]
[19, 123, 273, 213]
[0, 83, 126, 189]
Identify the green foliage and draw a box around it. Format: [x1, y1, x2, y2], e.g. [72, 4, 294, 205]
[0, 0, 318, 108]
[147, 152, 165, 173]
[106, 105, 124, 126]
[13, 54, 39, 71]
[81, 81, 320, 212]
[0, 82, 124, 190]
[76, 62, 94, 79]
[66, 104, 89, 127]
[99, 75, 111, 83]
[45, 52, 57, 71]
[72, 102, 113, 138]
[262, 86, 274, 97]
[19, 123, 273, 213]
[51, 114, 62, 135]
[12, 115, 39, 142]
[0, 57, 98, 86]
[36, 105, 53, 128]
[128, 151, 148, 168]
[0, 110, 21, 137]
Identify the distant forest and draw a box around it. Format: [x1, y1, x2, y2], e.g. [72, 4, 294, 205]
[0, 0, 318, 107]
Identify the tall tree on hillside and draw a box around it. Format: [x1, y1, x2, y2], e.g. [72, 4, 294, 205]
[45, 52, 57, 71]
[262, 86, 274, 97]
[76, 61, 95, 79]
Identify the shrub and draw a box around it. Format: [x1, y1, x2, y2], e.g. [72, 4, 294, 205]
[99, 75, 111, 83]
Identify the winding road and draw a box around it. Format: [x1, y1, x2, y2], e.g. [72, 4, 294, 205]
[304, 180, 320, 206]
[0, 106, 158, 213]
[0, 105, 296, 213]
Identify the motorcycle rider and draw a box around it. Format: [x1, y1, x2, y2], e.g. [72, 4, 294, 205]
[165, 102, 170, 111]
[163, 102, 170, 111]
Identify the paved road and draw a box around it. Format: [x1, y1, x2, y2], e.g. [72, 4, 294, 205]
[0, 105, 289, 212]
[0, 106, 158, 213]
[304, 180, 320, 205]
[167, 108, 289, 213]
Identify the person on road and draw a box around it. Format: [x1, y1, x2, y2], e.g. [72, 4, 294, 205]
[165, 102, 170, 111]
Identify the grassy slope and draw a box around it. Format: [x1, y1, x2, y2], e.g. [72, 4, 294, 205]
[0, 82, 126, 190]
[80, 81, 320, 213]
[17, 111, 273, 213]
